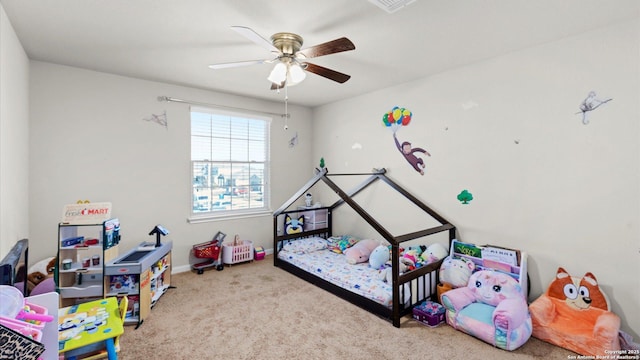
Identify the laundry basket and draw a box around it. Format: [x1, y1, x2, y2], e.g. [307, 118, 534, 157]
[222, 238, 254, 265]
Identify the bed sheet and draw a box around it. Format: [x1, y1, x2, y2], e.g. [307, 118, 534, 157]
[278, 247, 404, 307]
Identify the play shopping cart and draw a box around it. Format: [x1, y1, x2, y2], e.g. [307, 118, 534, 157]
[190, 232, 225, 274]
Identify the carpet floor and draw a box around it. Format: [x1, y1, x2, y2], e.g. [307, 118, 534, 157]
[118, 255, 575, 359]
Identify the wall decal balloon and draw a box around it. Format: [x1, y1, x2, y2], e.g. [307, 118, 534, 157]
[382, 106, 412, 129]
[383, 106, 431, 176]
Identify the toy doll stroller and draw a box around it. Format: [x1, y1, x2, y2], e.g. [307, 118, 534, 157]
[190, 231, 225, 274]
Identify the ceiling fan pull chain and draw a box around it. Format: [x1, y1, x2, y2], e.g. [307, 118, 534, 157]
[283, 84, 289, 130]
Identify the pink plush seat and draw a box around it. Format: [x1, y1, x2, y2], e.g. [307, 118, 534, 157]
[441, 270, 532, 351]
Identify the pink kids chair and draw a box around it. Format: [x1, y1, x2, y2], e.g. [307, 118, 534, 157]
[441, 270, 532, 351]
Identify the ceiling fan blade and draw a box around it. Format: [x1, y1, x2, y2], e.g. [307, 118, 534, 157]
[302, 62, 351, 83]
[231, 26, 279, 53]
[297, 37, 355, 59]
[208, 59, 269, 70]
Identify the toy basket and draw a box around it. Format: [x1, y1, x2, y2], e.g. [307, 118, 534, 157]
[412, 300, 445, 327]
[222, 237, 254, 265]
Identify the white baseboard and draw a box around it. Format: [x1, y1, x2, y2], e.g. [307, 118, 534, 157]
[171, 247, 273, 274]
[172, 264, 192, 274]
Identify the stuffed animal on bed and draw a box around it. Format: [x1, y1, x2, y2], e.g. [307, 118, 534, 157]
[344, 239, 379, 265]
[420, 243, 448, 264]
[406, 245, 426, 256]
[378, 260, 409, 283]
[284, 214, 305, 234]
[529, 267, 621, 356]
[401, 249, 420, 270]
[439, 256, 475, 288]
[369, 244, 389, 269]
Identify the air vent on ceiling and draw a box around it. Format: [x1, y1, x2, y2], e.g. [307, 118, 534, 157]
[368, 0, 416, 13]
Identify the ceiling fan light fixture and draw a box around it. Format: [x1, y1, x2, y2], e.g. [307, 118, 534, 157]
[289, 63, 306, 84]
[214, 26, 354, 88]
[267, 62, 287, 83]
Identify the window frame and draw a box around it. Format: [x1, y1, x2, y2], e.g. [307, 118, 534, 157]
[188, 106, 271, 222]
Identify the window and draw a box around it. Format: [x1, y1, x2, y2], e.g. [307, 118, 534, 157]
[190, 106, 270, 219]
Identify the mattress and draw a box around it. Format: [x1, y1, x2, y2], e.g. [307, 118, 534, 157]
[278, 247, 410, 307]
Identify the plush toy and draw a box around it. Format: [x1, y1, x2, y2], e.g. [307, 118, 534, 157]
[468, 270, 527, 307]
[14, 256, 56, 295]
[369, 244, 389, 269]
[378, 260, 409, 283]
[529, 267, 621, 356]
[343, 239, 379, 265]
[545, 267, 608, 310]
[284, 214, 304, 234]
[420, 243, 448, 264]
[27, 256, 56, 288]
[402, 249, 420, 269]
[406, 245, 426, 256]
[439, 256, 475, 288]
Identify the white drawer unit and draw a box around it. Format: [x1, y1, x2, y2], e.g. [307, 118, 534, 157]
[297, 207, 328, 231]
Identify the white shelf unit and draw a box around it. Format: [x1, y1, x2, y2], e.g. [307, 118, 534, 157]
[149, 262, 171, 307]
[449, 239, 528, 297]
[55, 219, 120, 307]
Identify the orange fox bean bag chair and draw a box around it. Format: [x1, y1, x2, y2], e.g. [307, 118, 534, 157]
[529, 267, 621, 356]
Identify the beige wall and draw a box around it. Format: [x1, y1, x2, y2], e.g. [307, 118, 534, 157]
[312, 19, 639, 337]
[0, 4, 29, 257]
[27, 61, 313, 272]
[2, 0, 637, 339]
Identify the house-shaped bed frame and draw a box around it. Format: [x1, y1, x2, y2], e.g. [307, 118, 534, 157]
[273, 167, 456, 327]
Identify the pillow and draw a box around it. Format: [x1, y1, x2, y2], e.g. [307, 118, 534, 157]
[327, 235, 359, 254]
[281, 237, 328, 254]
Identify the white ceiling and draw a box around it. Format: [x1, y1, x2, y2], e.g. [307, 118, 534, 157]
[2, 0, 638, 107]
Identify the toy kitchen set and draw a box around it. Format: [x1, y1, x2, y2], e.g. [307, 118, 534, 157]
[104, 225, 172, 328]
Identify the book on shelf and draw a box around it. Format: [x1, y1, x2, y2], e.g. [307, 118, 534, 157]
[482, 259, 513, 272]
[452, 240, 482, 258]
[481, 246, 518, 266]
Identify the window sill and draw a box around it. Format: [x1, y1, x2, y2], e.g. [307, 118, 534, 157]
[187, 209, 273, 224]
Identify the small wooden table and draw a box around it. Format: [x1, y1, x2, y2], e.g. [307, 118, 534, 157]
[58, 297, 124, 360]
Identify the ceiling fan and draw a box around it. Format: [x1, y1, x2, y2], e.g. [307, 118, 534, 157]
[209, 26, 355, 88]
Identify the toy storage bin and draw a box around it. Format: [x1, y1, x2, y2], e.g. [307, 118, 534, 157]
[254, 246, 265, 260]
[222, 240, 254, 265]
[412, 300, 445, 327]
[21, 302, 49, 329]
